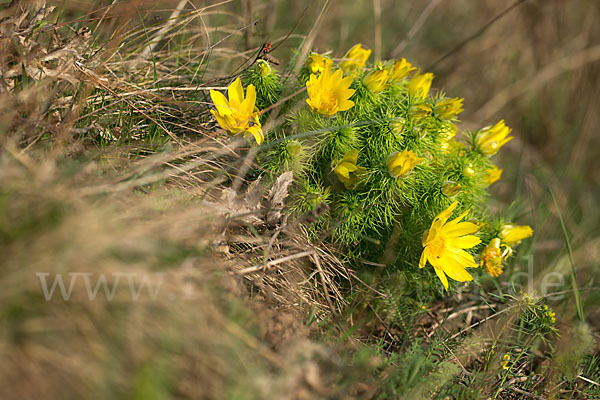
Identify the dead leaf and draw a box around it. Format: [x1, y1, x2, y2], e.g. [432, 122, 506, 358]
[265, 171, 293, 225]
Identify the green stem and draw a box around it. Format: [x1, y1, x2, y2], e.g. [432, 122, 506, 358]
[492, 335, 533, 399]
[549, 187, 584, 321]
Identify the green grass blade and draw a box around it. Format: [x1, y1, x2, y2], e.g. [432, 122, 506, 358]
[549, 186, 584, 321]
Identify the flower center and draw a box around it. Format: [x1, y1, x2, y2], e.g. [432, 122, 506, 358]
[318, 90, 338, 114]
[428, 237, 446, 258]
[233, 111, 254, 130]
[483, 248, 502, 267]
[486, 264, 503, 278]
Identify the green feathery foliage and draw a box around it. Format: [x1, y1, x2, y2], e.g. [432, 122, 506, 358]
[224, 50, 532, 297]
[210, 46, 536, 296]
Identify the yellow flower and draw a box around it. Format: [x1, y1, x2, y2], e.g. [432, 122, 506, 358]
[332, 149, 366, 189]
[210, 77, 264, 144]
[306, 53, 333, 75]
[486, 263, 503, 279]
[481, 238, 511, 278]
[484, 165, 503, 185]
[474, 120, 513, 156]
[363, 68, 390, 94]
[408, 103, 433, 121]
[543, 306, 557, 324]
[256, 60, 271, 77]
[340, 44, 371, 75]
[386, 58, 416, 83]
[408, 70, 434, 100]
[502, 354, 511, 370]
[420, 201, 482, 290]
[306, 67, 355, 116]
[387, 150, 424, 178]
[434, 97, 464, 120]
[499, 224, 533, 245]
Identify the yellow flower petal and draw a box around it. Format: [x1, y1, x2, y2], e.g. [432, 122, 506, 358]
[449, 248, 480, 269]
[227, 77, 244, 109]
[337, 99, 355, 112]
[210, 90, 232, 115]
[439, 253, 474, 282]
[211, 110, 229, 130]
[434, 97, 464, 120]
[341, 149, 359, 164]
[363, 68, 389, 93]
[419, 250, 428, 269]
[433, 265, 449, 291]
[446, 235, 482, 249]
[247, 124, 264, 145]
[386, 58, 416, 83]
[241, 84, 257, 114]
[431, 201, 458, 230]
[442, 222, 481, 238]
[336, 163, 354, 179]
[386, 150, 424, 178]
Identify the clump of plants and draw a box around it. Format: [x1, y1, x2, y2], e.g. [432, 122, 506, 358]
[208, 43, 533, 295]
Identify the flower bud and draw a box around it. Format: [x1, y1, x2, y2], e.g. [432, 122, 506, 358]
[386, 150, 424, 178]
[441, 181, 461, 197]
[385, 58, 416, 83]
[362, 68, 389, 94]
[408, 70, 434, 100]
[256, 60, 271, 77]
[390, 118, 406, 136]
[434, 97, 464, 120]
[332, 149, 366, 189]
[499, 224, 533, 245]
[286, 140, 302, 157]
[474, 120, 513, 156]
[340, 44, 371, 75]
[306, 191, 321, 207]
[306, 53, 332, 75]
[484, 165, 502, 185]
[408, 103, 432, 121]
